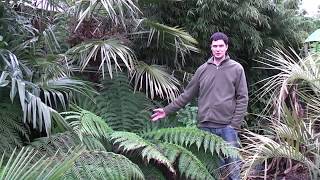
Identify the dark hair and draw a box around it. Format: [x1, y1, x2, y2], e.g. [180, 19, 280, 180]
[210, 32, 229, 45]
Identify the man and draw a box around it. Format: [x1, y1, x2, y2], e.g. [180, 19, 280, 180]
[151, 32, 248, 180]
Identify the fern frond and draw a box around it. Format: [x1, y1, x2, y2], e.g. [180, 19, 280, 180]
[137, 163, 166, 180]
[110, 131, 176, 174]
[143, 127, 239, 158]
[94, 72, 156, 133]
[62, 108, 113, 141]
[159, 142, 215, 180]
[187, 145, 220, 176]
[82, 136, 107, 151]
[29, 132, 80, 157]
[63, 151, 145, 180]
[0, 101, 29, 154]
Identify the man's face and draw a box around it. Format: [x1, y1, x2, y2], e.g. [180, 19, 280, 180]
[211, 40, 228, 60]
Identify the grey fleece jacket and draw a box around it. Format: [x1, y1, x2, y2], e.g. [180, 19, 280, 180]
[164, 56, 248, 128]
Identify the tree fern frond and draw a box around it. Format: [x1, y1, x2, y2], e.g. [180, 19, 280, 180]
[0, 101, 29, 154]
[93, 72, 157, 133]
[137, 163, 166, 180]
[143, 127, 239, 158]
[187, 145, 220, 176]
[29, 132, 80, 157]
[110, 131, 176, 174]
[159, 142, 215, 180]
[63, 151, 145, 180]
[82, 136, 107, 151]
[62, 107, 113, 141]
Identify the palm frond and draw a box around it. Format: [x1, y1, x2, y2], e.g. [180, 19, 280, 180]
[143, 127, 239, 158]
[0, 49, 88, 133]
[39, 77, 97, 110]
[75, 0, 140, 30]
[138, 19, 199, 68]
[110, 131, 176, 174]
[252, 48, 320, 118]
[241, 130, 313, 179]
[67, 39, 135, 78]
[0, 146, 84, 180]
[131, 61, 180, 101]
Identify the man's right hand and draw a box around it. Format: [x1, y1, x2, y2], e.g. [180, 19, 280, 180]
[151, 108, 166, 121]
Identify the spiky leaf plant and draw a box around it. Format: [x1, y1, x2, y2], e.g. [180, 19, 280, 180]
[244, 50, 320, 179]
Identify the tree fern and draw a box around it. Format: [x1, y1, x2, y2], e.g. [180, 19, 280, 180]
[62, 107, 113, 141]
[159, 142, 215, 180]
[143, 127, 239, 158]
[137, 163, 166, 180]
[187, 145, 220, 176]
[63, 151, 145, 180]
[110, 131, 176, 174]
[93, 72, 157, 133]
[0, 101, 29, 155]
[29, 132, 80, 157]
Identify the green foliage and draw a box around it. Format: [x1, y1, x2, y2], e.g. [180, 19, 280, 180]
[0, 146, 84, 180]
[62, 107, 113, 141]
[242, 50, 320, 179]
[144, 127, 239, 158]
[66, 39, 135, 78]
[159, 142, 215, 180]
[88, 73, 157, 133]
[110, 131, 176, 174]
[137, 163, 166, 180]
[176, 103, 198, 127]
[29, 132, 80, 157]
[0, 101, 29, 156]
[63, 151, 145, 180]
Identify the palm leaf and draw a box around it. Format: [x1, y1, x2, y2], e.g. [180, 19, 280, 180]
[0, 146, 84, 180]
[131, 61, 180, 101]
[241, 130, 313, 179]
[39, 77, 97, 110]
[137, 19, 199, 68]
[75, 0, 140, 30]
[67, 39, 135, 78]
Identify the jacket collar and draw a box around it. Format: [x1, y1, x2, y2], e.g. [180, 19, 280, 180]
[207, 55, 230, 66]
